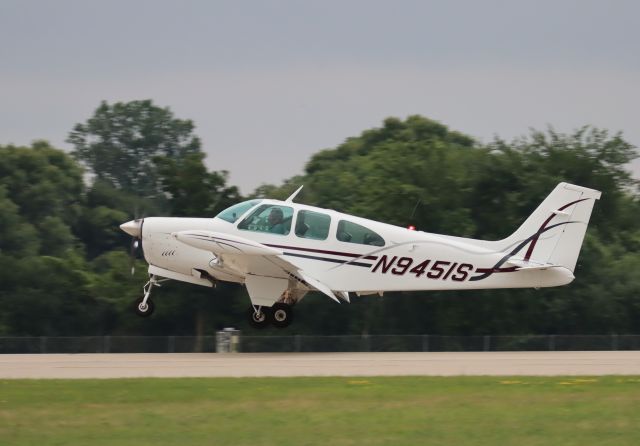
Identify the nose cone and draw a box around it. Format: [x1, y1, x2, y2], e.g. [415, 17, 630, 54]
[120, 219, 142, 237]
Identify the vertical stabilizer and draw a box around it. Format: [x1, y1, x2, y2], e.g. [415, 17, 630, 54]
[499, 183, 601, 272]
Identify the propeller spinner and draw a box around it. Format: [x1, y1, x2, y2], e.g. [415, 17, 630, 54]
[120, 219, 142, 237]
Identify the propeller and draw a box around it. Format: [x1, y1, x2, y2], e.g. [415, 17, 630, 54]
[129, 234, 141, 275]
[120, 217, 144, 275]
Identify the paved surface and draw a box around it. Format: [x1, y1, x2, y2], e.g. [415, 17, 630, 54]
[1, 351, 639, 379]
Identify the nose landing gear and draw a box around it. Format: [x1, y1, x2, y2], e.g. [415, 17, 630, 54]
[133, 275, 168, 317]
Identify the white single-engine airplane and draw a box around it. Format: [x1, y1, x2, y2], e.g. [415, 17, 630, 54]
[120, 182, 600, 328]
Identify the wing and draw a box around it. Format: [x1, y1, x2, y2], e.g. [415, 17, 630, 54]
[173, 230, 343, 305]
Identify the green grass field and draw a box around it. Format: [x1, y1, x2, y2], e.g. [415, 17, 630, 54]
[1, 376, 639, 446]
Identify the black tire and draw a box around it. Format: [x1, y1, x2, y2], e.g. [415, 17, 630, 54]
[133, 298, 155, 317]
[247, 306, 271, 329]
[270, 302, 293, 328]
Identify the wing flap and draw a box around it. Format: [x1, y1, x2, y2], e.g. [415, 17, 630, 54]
[296, 271, 341, 303]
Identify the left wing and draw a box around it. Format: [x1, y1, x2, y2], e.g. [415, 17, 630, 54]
[173, 230, 342, 305]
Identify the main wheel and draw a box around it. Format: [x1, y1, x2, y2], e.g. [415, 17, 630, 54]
[247, 306, 271, 329]
[133, 298, 155, 317]
[271, 302, 293, 328]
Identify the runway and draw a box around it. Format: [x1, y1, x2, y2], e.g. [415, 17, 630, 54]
[1, 351, 639, 379]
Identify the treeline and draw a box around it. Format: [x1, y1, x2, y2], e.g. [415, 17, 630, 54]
[0, 102, 638, 337]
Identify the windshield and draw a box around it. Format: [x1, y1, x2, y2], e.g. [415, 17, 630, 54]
[215, 200, 262, 223]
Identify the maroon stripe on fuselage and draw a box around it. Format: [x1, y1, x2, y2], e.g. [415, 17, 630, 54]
[523, 198, 588, 261]
[265, 243, 378, 260]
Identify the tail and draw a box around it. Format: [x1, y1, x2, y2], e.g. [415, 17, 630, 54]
[497, 182, 601, 272]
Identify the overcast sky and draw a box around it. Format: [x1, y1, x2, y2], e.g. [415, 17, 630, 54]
[1, 0, 638, 193]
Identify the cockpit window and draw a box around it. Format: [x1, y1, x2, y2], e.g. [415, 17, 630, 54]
[336, 220, 385, 246]
[215, 200, 262, 223]
[238, 204, 294, 235]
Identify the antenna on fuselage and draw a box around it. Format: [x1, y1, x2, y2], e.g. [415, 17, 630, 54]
[410, 198, 421, 220]
[407, 198, 421, 231]
[285, 185, 304, 203]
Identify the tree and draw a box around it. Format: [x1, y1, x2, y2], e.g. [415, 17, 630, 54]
[265, 116, 482, 236]
[470, 127, 638, 241]
[68, 100, 201, 198]
[0, 141, 83, 256]
[154, 152, 241, 217]
[0, 185, 40, 257]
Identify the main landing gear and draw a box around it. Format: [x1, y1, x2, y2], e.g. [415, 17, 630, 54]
[247, 302, 294, 329]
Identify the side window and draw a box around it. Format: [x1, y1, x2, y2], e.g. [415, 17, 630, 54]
[295, 210, 331, 240]
[238, 204, 293, 235]
[336, 220, 385, 246]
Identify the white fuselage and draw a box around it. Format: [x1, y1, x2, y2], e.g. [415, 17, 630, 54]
[139, 200, 574, 294]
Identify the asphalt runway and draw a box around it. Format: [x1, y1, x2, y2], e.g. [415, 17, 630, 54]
[1, 351, 639, 379]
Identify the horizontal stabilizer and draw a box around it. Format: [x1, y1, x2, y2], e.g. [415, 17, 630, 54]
[506, 258, 556, 271]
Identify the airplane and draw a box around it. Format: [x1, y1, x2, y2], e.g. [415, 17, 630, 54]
[120, 182, 601, 328]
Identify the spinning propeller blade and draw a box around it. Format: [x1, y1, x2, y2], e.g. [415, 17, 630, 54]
[121, 218, 143, 276]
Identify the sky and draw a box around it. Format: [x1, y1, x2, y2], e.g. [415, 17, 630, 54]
[1, 0, 639, 193]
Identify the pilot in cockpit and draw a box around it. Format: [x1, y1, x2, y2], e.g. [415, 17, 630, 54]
[267, 207, 286, 234]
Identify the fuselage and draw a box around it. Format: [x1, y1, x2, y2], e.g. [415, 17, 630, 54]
[139, 199, 574, 293]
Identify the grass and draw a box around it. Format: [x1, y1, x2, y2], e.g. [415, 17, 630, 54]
[1, 376, 639, 446]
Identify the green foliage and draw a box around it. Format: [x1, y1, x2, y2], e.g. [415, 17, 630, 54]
[0, 185, 40, 257]
[0, 141, 83, 252]
[297, 116, 482, 236]
[155, 152, 240, 217]
[0, 254, 104, 336]
[68, 99, 201, 198]
[474, 127, 638, 240]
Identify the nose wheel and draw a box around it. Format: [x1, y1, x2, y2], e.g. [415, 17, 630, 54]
[133, 298, 155, 317]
